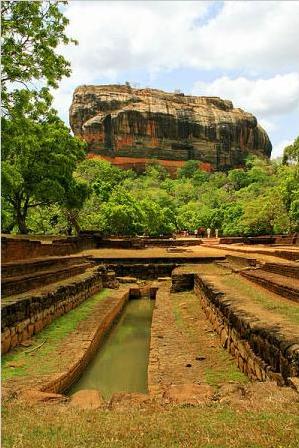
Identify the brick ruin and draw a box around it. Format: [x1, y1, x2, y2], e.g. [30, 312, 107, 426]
[1, 235, 299, 398]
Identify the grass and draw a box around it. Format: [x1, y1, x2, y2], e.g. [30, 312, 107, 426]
[2, 401, 299, 448]
[220, 274, 299, 326]
[2, 288, 109, 381]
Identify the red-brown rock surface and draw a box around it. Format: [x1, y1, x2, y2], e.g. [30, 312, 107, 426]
[70, 84, 272, 174]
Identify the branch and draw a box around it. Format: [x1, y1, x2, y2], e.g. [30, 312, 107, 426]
[27, 201, 51, 208]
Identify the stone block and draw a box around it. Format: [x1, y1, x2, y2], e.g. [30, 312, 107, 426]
[1, 336, 11, 354]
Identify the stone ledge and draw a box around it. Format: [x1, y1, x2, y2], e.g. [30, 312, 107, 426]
[194, 274, 299, 383]
[240, 270, 299, 302]
[1, 266, 114, 354]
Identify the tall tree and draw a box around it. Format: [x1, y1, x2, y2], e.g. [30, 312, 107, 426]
[2, 110, 87, 233]
[1, 0, 75, 113]
[1, 1, 88, 234]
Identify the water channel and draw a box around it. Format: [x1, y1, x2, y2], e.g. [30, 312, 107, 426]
[69, 297, 155, 399]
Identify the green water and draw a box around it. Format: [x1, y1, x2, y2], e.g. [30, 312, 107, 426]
[69, 298, 154, 399]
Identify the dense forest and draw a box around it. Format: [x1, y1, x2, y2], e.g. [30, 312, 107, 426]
[1, 1, 298, 237]
[3, 151, 299, 237]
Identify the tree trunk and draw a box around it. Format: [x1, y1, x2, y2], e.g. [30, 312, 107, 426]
[16, 210, 28, 234]
[66, 209, 81, 235]
[15, 197, 29, 234]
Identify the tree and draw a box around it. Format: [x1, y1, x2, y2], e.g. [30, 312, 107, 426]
[2, 0, 75, 112]
[178, 160, 200, 179]
[2, 111, 87, 233]
[1, 1, 87, 234]
[140, 199, 176, 236]
[100, 187, 145, 236]
[283, 137, 299, 165]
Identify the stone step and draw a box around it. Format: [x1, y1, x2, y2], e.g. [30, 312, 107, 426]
[116, 276, 137, 284]
[261, 262, 299, 280]
[240, 269, 299, 302]
[2, 263, 95, 297]
[2, 255, 94, 278]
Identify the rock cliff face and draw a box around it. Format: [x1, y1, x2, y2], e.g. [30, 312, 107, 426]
[70, 85, 272, 174]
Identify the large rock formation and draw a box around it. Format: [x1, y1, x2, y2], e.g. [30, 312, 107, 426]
[70, 85, 272, 173]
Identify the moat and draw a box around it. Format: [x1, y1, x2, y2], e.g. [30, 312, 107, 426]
[69, 297, 154, 399]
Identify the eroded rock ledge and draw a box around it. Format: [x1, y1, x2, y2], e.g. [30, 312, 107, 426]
[70, 84, 272, 173]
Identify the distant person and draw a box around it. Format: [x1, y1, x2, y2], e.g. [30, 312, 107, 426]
[215, 228, 219, 238]
[207, 228, 211, 238]
[198, 227, 205, 238]
[194, 229, 198, 238]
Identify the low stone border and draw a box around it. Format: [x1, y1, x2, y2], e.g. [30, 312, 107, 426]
[42, 288, 130, 394]
[1, 267, 110, 354]
[261, 262, 299, 280]
[194, 274, 299, 384]
[240, 270, 299, 302]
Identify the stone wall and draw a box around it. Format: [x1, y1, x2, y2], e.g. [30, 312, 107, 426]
[1, 235, 97, 262]
[219, 235, 298, 246]
[1, 267, 105, 354]
[106, 263, 176, 279]
[97, 237, 202, 248]
[262, 262, 299, 280]
[171, 272, 194, 292]
[193, 274, 299, 384]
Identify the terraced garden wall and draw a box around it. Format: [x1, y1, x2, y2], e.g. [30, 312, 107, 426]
[1, 235, 97, 262]
[1, 267, 106, 354]
[193, 274, 299, 384]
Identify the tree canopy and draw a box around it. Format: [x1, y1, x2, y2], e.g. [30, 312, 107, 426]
[1, 1, 74, 96]
[1, 0, 88, 234]
[13, 141, 298, 237]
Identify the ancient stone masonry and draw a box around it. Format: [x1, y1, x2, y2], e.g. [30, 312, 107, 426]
[193, 274, 299, 385]
[1, 266, 117, 354]
[1, 235, 97, 262]
[70, 84, 272, 173]
[43, 288, 129, 394]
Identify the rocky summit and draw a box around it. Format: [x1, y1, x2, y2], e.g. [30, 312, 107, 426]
[70, 84, 272, 174]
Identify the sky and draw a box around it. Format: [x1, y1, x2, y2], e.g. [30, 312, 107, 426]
[53, 1, 299, 158]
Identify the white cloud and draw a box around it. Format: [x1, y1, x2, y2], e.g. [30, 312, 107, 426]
[60, 0, 299, 76]
[192, 73, 299, 118]
[51, 0, 299, 155]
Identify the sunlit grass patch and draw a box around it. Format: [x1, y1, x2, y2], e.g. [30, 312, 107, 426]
[2, 289, 109, 381]
[221, 274, 299, 325]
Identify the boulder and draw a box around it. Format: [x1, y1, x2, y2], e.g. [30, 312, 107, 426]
[69, 389, 104, 409]
[70, 84, 272, 174]
[19, 388, 66, 405]
[109, 392, 151, 410]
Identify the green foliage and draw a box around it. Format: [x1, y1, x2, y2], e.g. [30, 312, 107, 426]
[2, 109, 87, 233]
[283, 136, 299, 164]
[178, 160, 200, 178]
[1, 0, 86, 234]
[4, 130, 298, 236]
[100, 187, 145, 236]
[2, 0, 75, 105]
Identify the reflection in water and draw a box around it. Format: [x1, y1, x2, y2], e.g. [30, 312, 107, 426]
[69, 298, 154, 399]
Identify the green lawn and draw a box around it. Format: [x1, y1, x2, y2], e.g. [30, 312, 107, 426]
[2, 289, 109, 381]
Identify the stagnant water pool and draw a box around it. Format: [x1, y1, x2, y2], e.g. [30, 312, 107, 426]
[69, 298, 155, 399]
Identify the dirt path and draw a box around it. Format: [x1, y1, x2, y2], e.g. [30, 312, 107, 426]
[148, 281, 247, 396]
